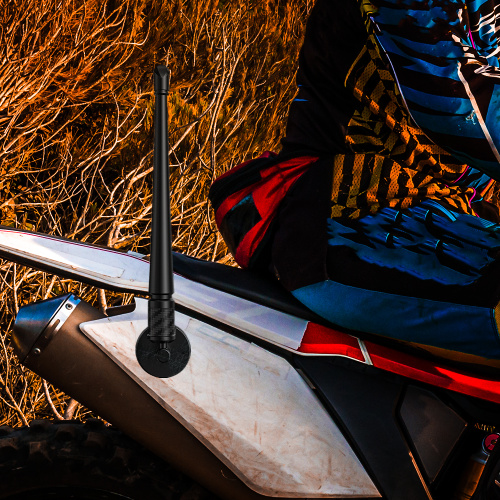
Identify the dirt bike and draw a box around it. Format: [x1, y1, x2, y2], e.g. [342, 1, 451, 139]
[0, 65, 499, 500]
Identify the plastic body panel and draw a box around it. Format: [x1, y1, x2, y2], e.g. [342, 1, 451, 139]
[80, 299, 380, 498]
[0, 227, 318, 320]
[295, 356, 469, 500]
[0, 228, 310, 350]
[399, 386, 467, 482]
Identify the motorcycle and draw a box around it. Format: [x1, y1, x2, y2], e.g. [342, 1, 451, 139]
[0, 66, 499, 500]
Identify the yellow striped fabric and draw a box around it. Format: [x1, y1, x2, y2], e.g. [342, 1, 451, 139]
[331, 35, 476, 219]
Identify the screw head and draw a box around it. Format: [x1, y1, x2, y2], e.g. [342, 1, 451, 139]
[155, 347, 171, 363]
[65, 303, 73, 310]
[32, 348, 41, 356]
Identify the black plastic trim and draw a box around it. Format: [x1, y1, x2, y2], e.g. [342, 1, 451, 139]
[295, 356, 434, 500]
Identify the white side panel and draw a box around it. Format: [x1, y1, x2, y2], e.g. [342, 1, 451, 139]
[0, 228, 149, 291]
[80, 299, 380, 499]
[0, 229, 307, 350]
[174, 274, 307, 350]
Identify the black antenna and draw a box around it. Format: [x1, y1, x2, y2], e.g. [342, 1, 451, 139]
[149, 65, 175, 346]
[136, 65, 190, 378]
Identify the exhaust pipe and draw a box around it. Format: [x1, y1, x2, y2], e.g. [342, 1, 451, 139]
[12, 294, 286, 500]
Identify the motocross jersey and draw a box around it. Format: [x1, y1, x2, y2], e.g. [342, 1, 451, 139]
[211, 0, 500, 369]
[283, 0, 500, 220]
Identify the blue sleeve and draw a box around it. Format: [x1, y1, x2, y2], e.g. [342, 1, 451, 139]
[371, 0, 500, 180]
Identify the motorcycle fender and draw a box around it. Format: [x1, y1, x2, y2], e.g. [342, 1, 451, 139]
[0, 226, 149, 293]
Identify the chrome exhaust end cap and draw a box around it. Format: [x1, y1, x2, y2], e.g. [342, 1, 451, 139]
[12, 294, 80, 363]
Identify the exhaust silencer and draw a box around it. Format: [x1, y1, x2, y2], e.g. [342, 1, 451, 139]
[12, 294, 95, 364]
[11, 294, 277, 500]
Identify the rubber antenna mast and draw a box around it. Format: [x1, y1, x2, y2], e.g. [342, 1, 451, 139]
[148, 64, 175, 347]
[135, 65, 191, 378]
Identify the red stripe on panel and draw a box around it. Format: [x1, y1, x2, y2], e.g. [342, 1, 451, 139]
[366, 341, 500, 405]
[298, 323, 365, 362]
[298, 322, 500, 404]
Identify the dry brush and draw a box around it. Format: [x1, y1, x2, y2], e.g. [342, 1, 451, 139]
[0, 0, 310, 425]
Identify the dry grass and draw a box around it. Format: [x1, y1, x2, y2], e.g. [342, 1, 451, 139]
[0, 0, 310, 426]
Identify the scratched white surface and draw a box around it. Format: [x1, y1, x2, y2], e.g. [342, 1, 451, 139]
[0, 230, 307, 350]
[80, 299, 380, 498]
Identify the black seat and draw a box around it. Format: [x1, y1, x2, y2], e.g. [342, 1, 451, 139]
[172, 252, 324, 323]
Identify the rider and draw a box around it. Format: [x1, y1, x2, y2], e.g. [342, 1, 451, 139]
[211, 0, 500, 369]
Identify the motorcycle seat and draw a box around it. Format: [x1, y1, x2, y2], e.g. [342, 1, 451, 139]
[172, 252, 324, 323]
[173, 252, 500, 376]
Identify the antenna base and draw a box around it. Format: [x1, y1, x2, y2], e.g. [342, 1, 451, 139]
[148, 299, 176, 343]
[136, 327, 191, 378]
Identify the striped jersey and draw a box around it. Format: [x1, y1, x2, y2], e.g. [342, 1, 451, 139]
[283, 0, 500, 220]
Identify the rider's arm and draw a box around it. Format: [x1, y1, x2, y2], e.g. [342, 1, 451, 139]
[371, 0, 500, 180]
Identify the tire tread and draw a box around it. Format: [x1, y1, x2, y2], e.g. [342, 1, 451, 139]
[0, 421, 216, 500]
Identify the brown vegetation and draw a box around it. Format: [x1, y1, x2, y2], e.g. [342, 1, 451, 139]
[0, 0, 310, 425]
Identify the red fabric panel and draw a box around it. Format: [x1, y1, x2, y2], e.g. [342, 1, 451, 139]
[215, 156, 318, 228]
[214, 152, 281, 226]
[218, 155, 318, 268]
[235, 157, 318, 267]
[215, 184, 255, 227]
[234, 214, 274, 268]
[298, 323, 365, 361]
